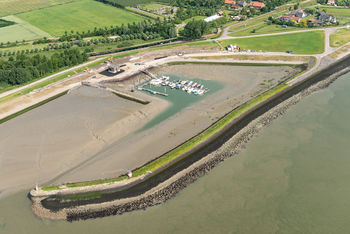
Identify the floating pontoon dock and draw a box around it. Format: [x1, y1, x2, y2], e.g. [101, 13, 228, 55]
[138, 87, 168, 96]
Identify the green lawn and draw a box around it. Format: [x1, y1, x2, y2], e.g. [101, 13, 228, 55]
[17, 0, 147, 36]
[330, 28, 350, 47]
[220, 31, 325, 54]
[0, 15, 50, 43]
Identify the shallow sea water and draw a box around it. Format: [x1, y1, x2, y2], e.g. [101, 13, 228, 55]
[1, 72, 350, 233]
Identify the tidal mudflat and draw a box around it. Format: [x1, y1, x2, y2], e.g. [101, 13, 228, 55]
[0, 86, 168, 199]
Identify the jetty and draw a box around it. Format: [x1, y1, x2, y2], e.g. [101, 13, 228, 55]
[138, 87, 168, 96]
[140, 69, 158, 80]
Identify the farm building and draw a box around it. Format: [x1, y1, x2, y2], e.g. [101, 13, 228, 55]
[204, 14, 222, 22]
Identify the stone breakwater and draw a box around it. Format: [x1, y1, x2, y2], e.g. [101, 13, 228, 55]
[62, 66, 350, 221]
[31, 55, 350, 221]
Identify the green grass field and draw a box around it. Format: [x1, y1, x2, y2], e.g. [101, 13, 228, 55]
[0, 15, 50, 43]
[0, 0, 80, 17]
[330, 28, 350, 47]
[221, 31, 325, 54]
[17, 0, 147, 36]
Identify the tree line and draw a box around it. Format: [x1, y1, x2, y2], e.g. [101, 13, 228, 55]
[0, 49, 88, 86]
[57, 18, 176, 42]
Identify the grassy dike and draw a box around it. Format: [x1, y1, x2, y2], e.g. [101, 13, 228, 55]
[41, 62, 304, 191]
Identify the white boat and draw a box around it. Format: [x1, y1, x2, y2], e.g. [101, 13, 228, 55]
[162, 76, 170, 81]
[150, 79, 162, 86]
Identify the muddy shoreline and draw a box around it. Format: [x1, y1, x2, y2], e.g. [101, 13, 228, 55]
[33, 55, 350, 221]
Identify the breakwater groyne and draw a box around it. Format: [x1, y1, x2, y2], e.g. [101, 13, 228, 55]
[31, 55, 350, 221]
[82, 82, 150, 104]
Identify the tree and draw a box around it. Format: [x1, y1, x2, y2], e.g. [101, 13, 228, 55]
[169, 26, 177, 38]
[300, 19, 307, 27]
[182, 20, 210, 39]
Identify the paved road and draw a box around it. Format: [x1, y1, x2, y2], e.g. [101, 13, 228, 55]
[0, 57, 105, 99]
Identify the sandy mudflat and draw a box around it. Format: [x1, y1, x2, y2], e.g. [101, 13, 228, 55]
[0, 86, 169, 198]
[52, 64, 298, 184]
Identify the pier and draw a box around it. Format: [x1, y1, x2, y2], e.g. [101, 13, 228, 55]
[140, 69, 158, 80]
[138, 87, 168, 96]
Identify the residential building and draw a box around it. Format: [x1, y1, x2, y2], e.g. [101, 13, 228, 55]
[327, 0, 337, 6]
[224, 0, 236, 4]
[250, 1, 265, 9]
[231, 5, 240, 10]
[238, 1, 247, 7]
[290, 9, 307, 18]
[319, 11, 337, 23]
[204, 14, 222, 22]
[307, 18, 323, 26]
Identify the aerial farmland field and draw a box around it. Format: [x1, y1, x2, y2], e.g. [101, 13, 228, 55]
[17, 0, 148, 36]
[0, 0, 80, 17]
[0, 15, 50, 43]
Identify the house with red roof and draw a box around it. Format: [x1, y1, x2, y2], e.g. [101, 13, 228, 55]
[250, 1, 265, 9]
[224, 0, 236, 4]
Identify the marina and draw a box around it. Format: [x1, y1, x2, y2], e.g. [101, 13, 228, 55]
[139, 75, 210, 97]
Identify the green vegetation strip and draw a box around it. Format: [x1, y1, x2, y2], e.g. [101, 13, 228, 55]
[42, 63, 296, 191]
[58, 192, 102, 201]
[0, 91, 68, 125]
